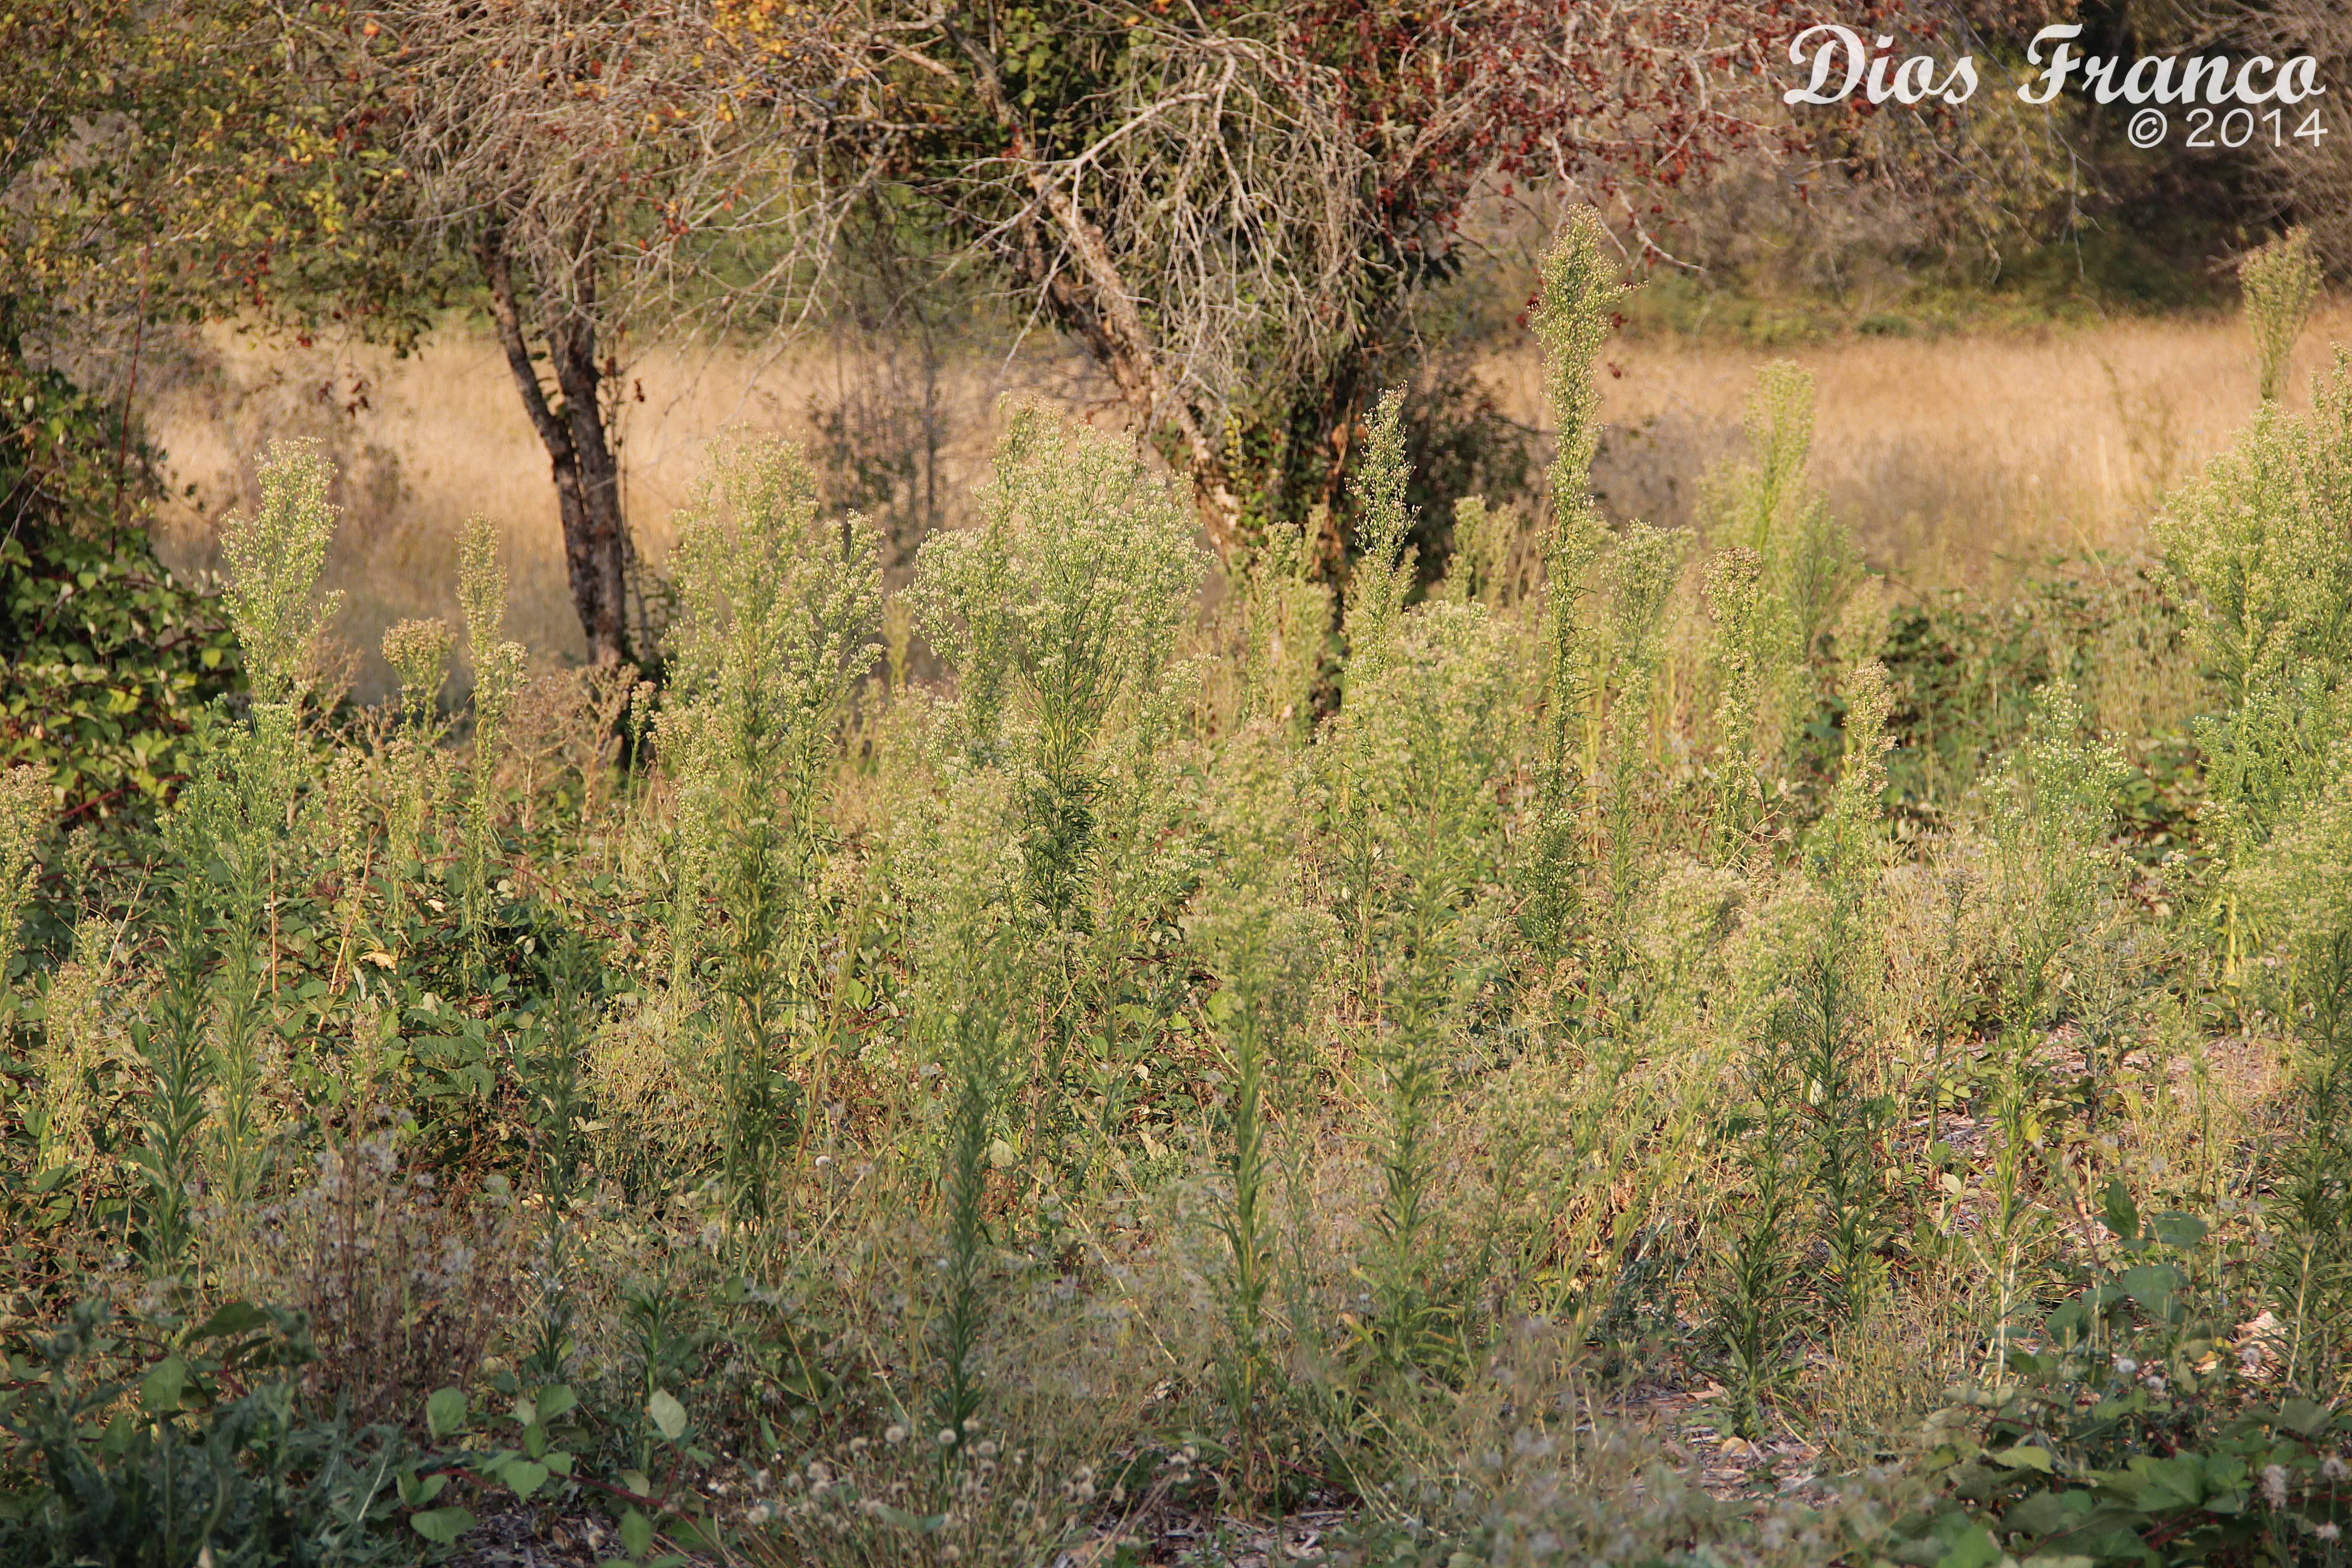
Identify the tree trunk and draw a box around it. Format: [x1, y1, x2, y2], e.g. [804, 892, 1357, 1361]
[479, 230, 632, 667]
[542, 277, 629, 668]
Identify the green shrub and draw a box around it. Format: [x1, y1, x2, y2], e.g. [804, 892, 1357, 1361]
[2243, 230, 2323, 405]
[1891, 1189, 2352, 1568]
[660, 435, 881, 1220]
[0, 355, 241, 828]
[0, 1298, 416, 1568]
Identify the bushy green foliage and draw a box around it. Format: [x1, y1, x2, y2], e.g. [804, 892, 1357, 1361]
[661, 436, 881, 1218]
[1698, 358, 1863, 796]
[220, 441, 343, 710]
[0, 766, 49, 980]
[1878, 555, 2204, 844]
[0, 355, 241, 825]
[1235, 510, 1333, 734]
[2158, 352, 2352, 982]
[0, 1299, 414, 1568]
[1894, 1190, 2351, 1567]
[912, 407, 1201, 777]
[2234, 748, 2352, 1399]
[906, 409, 1205, 1185]
[457, 515, 527, 937]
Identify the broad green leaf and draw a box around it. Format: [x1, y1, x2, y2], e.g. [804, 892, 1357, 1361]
[191, 1301, 270, 1340]
[2005, 1490, 2091, 1535]
[2100, 1176, 2138, 1241]
[426, 1386, 468, 1440]
[2118, 1263, 2184, 1317]
[139, 1356, 188, 1415]
[647, 1388, 688, 1442]
[499, 1459, 550, 1499]
[2279, 1397, 2327, 1434]
[1933, 1523, 2002, 1568]
[410, 1507, 475, 1545]
[2118, 1453, 2205, 1510]
[620, 1507, 654, 1558]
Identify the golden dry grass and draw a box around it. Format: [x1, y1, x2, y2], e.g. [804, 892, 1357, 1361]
[143, 325, 1060, 688]
[143, 302, 2350, 692]
[1539, 302, 2352, 583]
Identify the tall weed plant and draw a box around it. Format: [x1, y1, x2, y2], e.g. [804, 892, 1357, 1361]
[662, 435, 882, 1219]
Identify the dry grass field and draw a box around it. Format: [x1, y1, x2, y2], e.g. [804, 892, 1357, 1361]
[142, 326, 1088, 686]
[142, 303, 2352, 695]
[1524, 301, 2352, 579]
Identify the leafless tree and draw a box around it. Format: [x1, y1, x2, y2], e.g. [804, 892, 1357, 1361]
[314, 0, 893, 664]
[850, 0, 1801, 560]
[318, 0, 1818, 610]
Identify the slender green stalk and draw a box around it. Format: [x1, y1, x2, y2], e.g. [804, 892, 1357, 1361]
[380, 617, 453, 937]
[932, 1008, 998, 1458]
[460, 517, 525, 941]
[1721, 1044, 1804, 1441]
[1517, 210, 1624, 969]
[134, 875, 213, 1273]
[1216, 989, 1276, 1490]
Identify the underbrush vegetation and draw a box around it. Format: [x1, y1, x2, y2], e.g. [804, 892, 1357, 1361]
[1, 217, 2348, 1568]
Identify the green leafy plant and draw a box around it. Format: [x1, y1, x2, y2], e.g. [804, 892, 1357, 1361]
[930, 1002, 1001, 1464]
[910, 409, 1204, 1186]
[2234, 747, 2352, 1399]
[133, 819, 224, 1270]
[1516, 208, 1625, 969]
[0, 1298, 414, 1567]
[1894, 1191, 2351, 1568]
[457, 517, 525, 941]
[1718, 1004, 1809, 1441]
[1787, 661, 1897, 1322]
[662, 436, 880, 1220]
[7, 206, 2352, 1568]
[2156, 353, 2352, 979]
[1700, 359, 1862, 784]
[0, 354, 242, 827]
[0, 764, 49, 981]
[1975, 684, 2129, 1371]
[2243, 229, 2323, 405]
